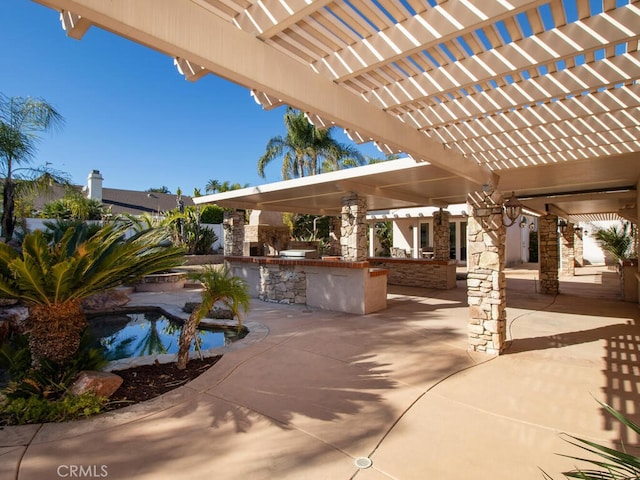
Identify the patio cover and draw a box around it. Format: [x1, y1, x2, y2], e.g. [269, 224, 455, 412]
[33, 0, 640, 223]
[192, 153, 640, 223]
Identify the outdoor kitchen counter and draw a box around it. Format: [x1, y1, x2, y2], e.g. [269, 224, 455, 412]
[368, 257, 457, 289]
[225, 256, 388, 314]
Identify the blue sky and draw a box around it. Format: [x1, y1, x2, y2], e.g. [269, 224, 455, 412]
[1, 1, 382, 194]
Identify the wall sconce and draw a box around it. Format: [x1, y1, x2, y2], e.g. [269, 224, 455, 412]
[503, 192, 524, 227]
[558, 220, 568, 233]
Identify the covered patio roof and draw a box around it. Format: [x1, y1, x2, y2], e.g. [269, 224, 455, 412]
[33, 0, 640, 223]
[193, 153, 640, 223]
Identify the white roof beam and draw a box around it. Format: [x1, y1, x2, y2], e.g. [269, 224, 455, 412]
[369, 5, 639, 111]
[463, 126, 640, 160]
[449, 109, 640, 154]
[312, 0, 549, 81]
[34, 0, 496, 188]
[480, 140, 640, 170]
[403, 52, 640, 129]
[234, 0, 333, 40]
[437, 85, 640, 141]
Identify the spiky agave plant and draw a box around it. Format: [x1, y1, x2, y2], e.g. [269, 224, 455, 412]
[177, 266, 250, 370]
[0, 222, 185, 366]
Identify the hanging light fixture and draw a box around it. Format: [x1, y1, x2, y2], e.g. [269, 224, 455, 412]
[558, 220, 568, 233]
[503, 192, 524, 227]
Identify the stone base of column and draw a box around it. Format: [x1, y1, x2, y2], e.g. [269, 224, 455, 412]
[467, 192, 507, 354]
[340, 193, 367, 262]
[223, 210, 245, 257]
[539, 214, 559, 295]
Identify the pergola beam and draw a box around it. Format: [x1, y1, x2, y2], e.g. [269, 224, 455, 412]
[311, 0, 549, 82]
[368, 4, 640, 111]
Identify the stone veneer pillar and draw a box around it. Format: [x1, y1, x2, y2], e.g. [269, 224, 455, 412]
[223, 209, 245, 256]
[433, 209, 451, 261]
[467, 192, 507, 354]
[538, 214, 559, 294]
[341, 193, 367, 262]
[560, 222, 576, 276]
[574, 228, 584, 267]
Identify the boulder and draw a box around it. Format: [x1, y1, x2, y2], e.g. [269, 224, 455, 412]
[69, 371, 124, 398]
[82, 288, 131, 311]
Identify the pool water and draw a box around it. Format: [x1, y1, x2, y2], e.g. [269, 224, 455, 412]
[88, 311, 246, 361]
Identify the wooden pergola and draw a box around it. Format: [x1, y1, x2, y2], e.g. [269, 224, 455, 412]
[34, 0, 640, 221]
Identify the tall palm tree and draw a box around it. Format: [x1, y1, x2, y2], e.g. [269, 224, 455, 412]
[0, 94, 64, 241]
[0, 222, 185, 366]
[257, 108, 364, 179]
[177, 266, 250, 370]
[205, 179, 221, 194]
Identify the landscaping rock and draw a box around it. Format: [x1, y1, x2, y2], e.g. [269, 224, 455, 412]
[69, 371, 124, 398]
[183, 302, 234, 319]
[82, 288, 131, 311]
[0, 306, 29, 335]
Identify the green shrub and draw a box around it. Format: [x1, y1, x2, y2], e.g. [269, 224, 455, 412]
[1, 332, 107, 399]
[200, 205, 224, 224]
[0, 391, 107, 425]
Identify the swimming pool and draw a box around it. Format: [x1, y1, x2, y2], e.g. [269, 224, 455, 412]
[88, 310, 247, 361]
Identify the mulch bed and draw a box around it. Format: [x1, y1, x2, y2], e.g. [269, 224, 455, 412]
[104, 355, 222, 410]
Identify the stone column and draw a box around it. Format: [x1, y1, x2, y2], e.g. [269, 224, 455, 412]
[539, 214, 559, 294]
[223, 209, 245, 256]
[467, 192, 507, 354]
[340, 193, 367, 262]
[574, 228, 584, 267]
[560, 222, 576, 276]
[433, 209, 451, 261]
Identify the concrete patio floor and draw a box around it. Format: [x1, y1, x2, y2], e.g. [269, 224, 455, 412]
[2, 264, 639, 479]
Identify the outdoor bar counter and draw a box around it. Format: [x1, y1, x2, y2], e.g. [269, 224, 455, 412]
[225, 256, 388, 314]
[367, 257, 457, 289]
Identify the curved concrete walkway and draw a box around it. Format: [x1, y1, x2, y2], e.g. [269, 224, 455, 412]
[2, 266, 639, 479]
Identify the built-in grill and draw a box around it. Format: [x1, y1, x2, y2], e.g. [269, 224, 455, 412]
[279, 249, 319, 259]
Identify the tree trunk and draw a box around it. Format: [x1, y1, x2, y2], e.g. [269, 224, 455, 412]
[176, 312, 199, 370]
[26, 299, 87, 367]
[2, 178, 16, 242]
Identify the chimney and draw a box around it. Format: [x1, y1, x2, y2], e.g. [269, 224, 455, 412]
[87, 170, 103, 202]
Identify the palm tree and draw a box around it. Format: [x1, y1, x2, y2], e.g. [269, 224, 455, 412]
[0, 95, 64, 241]
[205, 179, 221, 194]
[0, 222, 185, 366]
[257, 108, 364, 179]
[594, 223, 635, 263]
[177, 266, 250, 370]
[218, 180, 248, 192]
